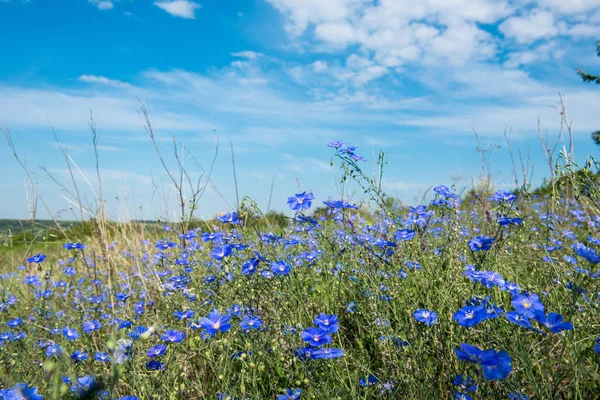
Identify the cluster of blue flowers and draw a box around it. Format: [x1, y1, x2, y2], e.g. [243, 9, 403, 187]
[1, 143, 599, 398]
[296, 313, 344, 360]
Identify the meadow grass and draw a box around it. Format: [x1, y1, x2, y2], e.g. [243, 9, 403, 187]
[0, 144, 599, 400]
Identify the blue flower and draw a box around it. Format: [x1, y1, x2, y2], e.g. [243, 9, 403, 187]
[217, 212, 240, 224]
[1, 383, 43, 400]
[155, 240, 176, 250]
[128, 326, 152, 340]
[452, 393, 472, 400]
[413, 309, 438, 326]
[453, 306, 487, 328]
[489, 190, 517, 203]
[64, 243, 85, 250]
[479, 349, 512, 380]
[453, 375, 477, 392]
[339, 146, 366, 162]
[502, 281, 522, 295]
[498, 216, 523, 226]
[147, 343, 168, 358]
[271, 261, 291, 276]
[434, 185, 452, 196]
[573, 243, 600, 264]
[359, 375, 379, 387]
[7, 318, 22, 328]
[179, 231, 198, 241]
[300, 327, 331, 347]
[467, 236, 495, 251]
[241, 259, 259, 276]
[278, 388, 303, 400]
[511, 293, 544, 318]
[174, 310, 195, 321]
[62, 326, 80, 341]
[394, 229, 416, 242]
[311, 347, 344, 359]
[161, 330, 186, 343]
[533, 311, 573, 333]
[454, 343, 512, 380]
[83, 320, 102, 334]
[314, 313, 339, 333]
[287, 192, 315, 211]
[27, 253, 46, 264]
[146, 360, 165, 371]
[239, 315, 263, 332]
[323, 199, 358, 210]
[327, 141, 346, 149]
[210, 245, 233, 260]
[70, 375, 101, 398]
[94, 352, 110, 362]
[505, 311, 533, 329]
[45, 342, 63, 357]
[71, 350, 88, 362]
[23, 276, 40, 285]
[294, 346, 315, 361]
[454, 343, 484, 363]
[199, 310, 231, 337]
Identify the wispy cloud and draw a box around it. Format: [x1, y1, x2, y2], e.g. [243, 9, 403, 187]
[88, 0, 113, 10]
[231, 51, 263, 60]
[154, 0, 200, 19]
[78, 74, 132, 88]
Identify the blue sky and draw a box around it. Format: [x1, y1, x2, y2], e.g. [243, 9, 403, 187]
[1, 0, 599, 221]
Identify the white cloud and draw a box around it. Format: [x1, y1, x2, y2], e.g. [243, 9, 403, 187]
[499, 10, 558, 44]
[264, 0, 515, 84]
[568, 23, 600, 37]
[311, 88, 431, 111]
[314, 22, 356, 47]
[539, 0, 600, 14]
[89, 0, 113, 10]
[265, 0, 599, 90]
[504, 42, 564, 68]
[231, 51, 263, 60]
[265, 0, 352, 36]
[238, 77, 269, 86]
[428, 22, 496, 65]
[0, 84, 213, 132]
[78, 74, 132, 88]
[312, 60, 328, 73]
[154, 0, 200, 19]
[395, 90, 600, 138]
[354, 65, 388, 85]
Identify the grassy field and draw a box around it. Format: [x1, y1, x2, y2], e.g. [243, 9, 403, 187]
[1, 144, 599, 400]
